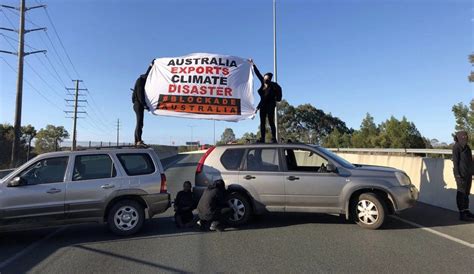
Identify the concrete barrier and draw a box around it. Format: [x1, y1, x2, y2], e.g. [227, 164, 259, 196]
[336, 153, 473, 212]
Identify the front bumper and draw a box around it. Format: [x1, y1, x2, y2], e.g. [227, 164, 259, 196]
[142, 193, 171, 217]
[390, 184, 419, 211]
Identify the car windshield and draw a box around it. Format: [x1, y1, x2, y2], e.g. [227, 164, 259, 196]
[314, 146, 355, 169]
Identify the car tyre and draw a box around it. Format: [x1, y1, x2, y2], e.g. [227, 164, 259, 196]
[107, 199, 145, 236]
[226, 192, 251, 226]
[353, 193, 386, 230]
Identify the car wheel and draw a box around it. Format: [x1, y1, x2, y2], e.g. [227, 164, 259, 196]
[226, 192, 251, 226]
[107, 200, 145, 236]
[353, 193, 386, 230]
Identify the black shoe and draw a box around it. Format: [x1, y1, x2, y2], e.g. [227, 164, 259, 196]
[271, 139, 278, 143]
[459, 211, 474, 222]
[256, 139, 265, 143]
[466, 211, 474, 218]
[215, 225, 225, 232]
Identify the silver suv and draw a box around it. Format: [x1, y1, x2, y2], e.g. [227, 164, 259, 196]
[195, 144, 419, 229]
[0, 148, 170, 235]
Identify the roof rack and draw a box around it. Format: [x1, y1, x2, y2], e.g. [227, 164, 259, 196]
[77, 145, 148, 151]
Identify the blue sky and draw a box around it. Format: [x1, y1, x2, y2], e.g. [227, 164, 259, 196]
[1, 0, 472, 145]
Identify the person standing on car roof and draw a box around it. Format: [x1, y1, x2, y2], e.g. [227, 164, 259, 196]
[249, 59, 282, 143]
[452, 131, 474, 221]
[132, 60, 154, 147]
[197, 179, 233, 232]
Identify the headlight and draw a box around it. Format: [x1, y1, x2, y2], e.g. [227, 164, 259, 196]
[395, 172, 411, 186]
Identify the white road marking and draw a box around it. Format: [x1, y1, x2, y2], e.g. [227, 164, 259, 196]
[391, 216, 473, 249]
[0, 227, 66, 270]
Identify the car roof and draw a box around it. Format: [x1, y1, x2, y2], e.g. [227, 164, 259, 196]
[216, 143, 319, 149]
[36, 147, 155, 157]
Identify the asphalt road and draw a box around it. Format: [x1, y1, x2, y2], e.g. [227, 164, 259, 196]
[0, 153, 473, 273]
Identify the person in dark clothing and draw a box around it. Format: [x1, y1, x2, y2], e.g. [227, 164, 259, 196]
[452, 131, 474, 221]
[197, 179, 232, 232]
[132, 61, 153, 147]
[174, 181, 195, 228]
[249, 59, 282, 143]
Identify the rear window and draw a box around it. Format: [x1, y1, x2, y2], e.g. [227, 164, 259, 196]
[73, 154, 116, 181]
[117, 153, 155, 176]
[220, 149, 245, 170]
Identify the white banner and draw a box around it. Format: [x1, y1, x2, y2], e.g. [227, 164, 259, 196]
[144, 53, 255, 121]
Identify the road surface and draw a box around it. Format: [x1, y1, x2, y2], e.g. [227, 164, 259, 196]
[0, 154, 473, 273]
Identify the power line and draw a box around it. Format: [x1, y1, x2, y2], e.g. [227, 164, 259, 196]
[1, 56, 63, 112]
[1, 33, 64, 99]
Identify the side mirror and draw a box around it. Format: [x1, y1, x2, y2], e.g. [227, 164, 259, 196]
[8, 176, 27, 187]
[326, 163, 337, 173]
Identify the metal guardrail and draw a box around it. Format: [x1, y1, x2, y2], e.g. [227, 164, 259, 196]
[328, 148, 453, 156]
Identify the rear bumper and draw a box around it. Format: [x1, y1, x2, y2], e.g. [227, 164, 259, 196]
[390, 184, 419, 212]
[142, 193, 171, 217]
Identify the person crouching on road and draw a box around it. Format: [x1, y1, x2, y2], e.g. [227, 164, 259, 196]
[132, 60, 153, 147]
[197, 179, 233, 232]
[452, 131, 474, 222]
[174, 181, 195, 228]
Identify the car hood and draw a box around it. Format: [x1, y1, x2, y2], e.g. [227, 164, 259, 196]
[349, 164, 399, 177]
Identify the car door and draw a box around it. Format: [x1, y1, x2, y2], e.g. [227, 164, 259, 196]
[239, 147, 285, 211]
[0, 156, 69, 226]
[283, 148, 346, 212]
[65, 154, 119, 220]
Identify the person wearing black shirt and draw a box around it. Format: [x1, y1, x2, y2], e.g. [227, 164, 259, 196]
[132, 61, 153, 147]
[249, 59, 282, 143]
[452, 131, 474, 221]
[197, 179, 232, 232]
[174, 181, 195, 228]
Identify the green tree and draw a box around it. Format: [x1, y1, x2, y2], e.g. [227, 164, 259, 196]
[238, 132, 257, 144]
[276, 100, 299, 142]
[35, 125, 69, 154]
[22, 124, 37, 161]
[0, 124, 14, 168]
[218, 128, 236, 145]
[351, 113, 380, 148]
[323, 129, 352, 148]
[451, 101, 474, 146]
[376, 116, 426, 148]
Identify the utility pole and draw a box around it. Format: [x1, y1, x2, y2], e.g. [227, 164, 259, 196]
[273, 0, 279, 141]
[65, 80, 87, 151]
[1, 1, 46, 167]
[116, 119, 120, 146]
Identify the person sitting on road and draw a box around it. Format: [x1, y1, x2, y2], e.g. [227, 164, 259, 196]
[197, 179, 233, 232]
[174, 181, 195, 228]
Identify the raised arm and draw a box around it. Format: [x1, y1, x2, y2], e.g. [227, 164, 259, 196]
[249, 59, 264, 84]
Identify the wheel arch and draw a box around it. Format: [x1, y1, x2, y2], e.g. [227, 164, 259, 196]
[104, 195, 148, 222]
[345, 187, 396, 220]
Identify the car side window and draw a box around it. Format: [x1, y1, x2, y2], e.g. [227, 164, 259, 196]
[73, 154, 116, 181]
[20, 156, 69, 184]
[285, 149, 329, 173]
[244, 148, 280, 172]
[221, 149, 245, 170]
[117, 153, 155, 176]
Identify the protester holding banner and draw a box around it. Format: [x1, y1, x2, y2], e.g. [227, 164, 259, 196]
[132, 61, 153, 147]
[144, 53, 255, 121]
[249, 59, 282, 143]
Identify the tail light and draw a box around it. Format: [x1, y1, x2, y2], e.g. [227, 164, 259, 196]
[196, 146, 216, 174]
[160, 173, 167, 193]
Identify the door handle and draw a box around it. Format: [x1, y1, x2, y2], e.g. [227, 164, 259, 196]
[243, 175, 256, 180]
[287, 176, 300, 181]
[46, 188, 61, 194]
[101, 184, 115, 189]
